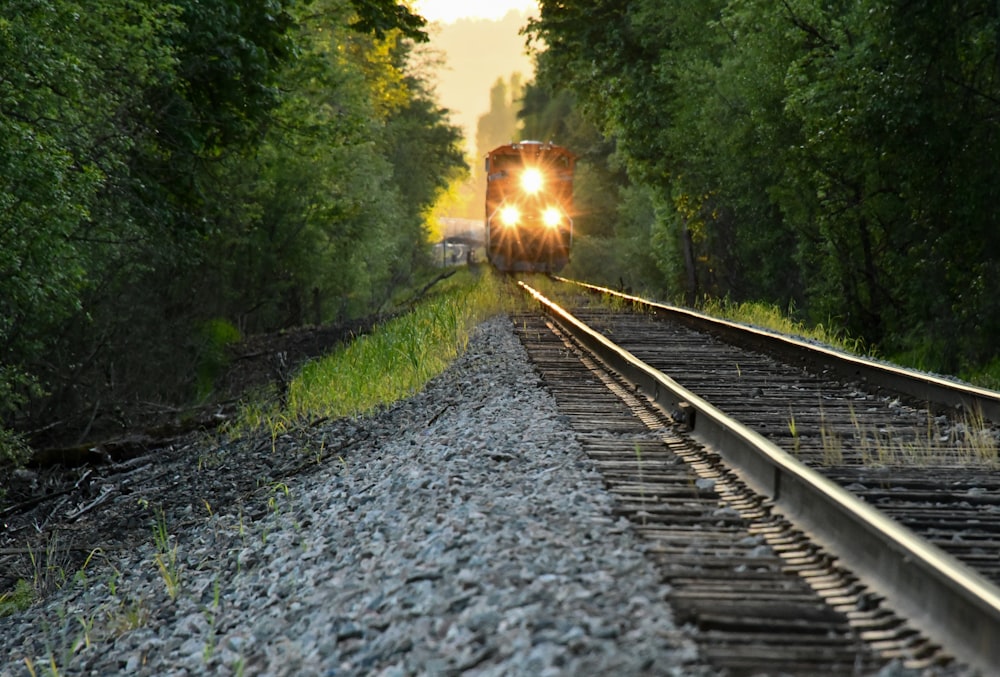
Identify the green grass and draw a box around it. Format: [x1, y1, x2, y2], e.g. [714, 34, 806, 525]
[152, 508, 180, 601]
[236, 269, 512, 434]
[0, 579, 33, 616]
[698, 297, 870, 356]
[968, 362, 1000, 392]
[696, 298, 1000, 392]
[1, 268, 510, 631]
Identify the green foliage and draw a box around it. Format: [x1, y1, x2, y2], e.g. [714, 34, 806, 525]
[195, 320, 242, 401]
[0, 0, 465, 448]
[0, 427, 32, 470]
[199, 0, 464, 331]
[347, 0, 428, 42]
[237, 270, 509, 432]
[964, 358, 1000, 393]
[0, 0, 172, 419]
[560, 183, 666, 297]
[288, 269, 506, 419]
[698, 298, 869, 357]
[528, 0, 1000, 378]
[0, 579, 34, 617]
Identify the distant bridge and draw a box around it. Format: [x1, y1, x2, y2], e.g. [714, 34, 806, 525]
[438, 218, 484, 246]
[433, 218, 484, 267]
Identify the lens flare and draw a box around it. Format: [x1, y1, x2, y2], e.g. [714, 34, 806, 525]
[520, 168, 544, 194]
[500, 205, 520, 226]
[542, 207, 562, 227]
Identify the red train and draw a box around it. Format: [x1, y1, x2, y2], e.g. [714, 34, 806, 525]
[485, 141, 576, 272]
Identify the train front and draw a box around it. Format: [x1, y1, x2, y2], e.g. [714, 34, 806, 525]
[485, 141, 576, 273]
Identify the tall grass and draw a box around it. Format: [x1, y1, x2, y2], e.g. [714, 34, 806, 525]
[698, 297, 870, 356]
[236, 269, 512, 434]
[694, 298, 1000, 391]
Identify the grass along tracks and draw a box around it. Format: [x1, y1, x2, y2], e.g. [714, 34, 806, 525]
[232, 268, 513, 437]
[2, 265, 992, 670]
[1, 269, 513, 619]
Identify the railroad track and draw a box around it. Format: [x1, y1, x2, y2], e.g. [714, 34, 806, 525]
[513, 278, 1000, 675]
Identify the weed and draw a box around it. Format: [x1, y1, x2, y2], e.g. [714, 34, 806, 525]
[76, 613, 95, 651]
[23, 655, 61, 677]
[813, 405, 843, 466]
[269, 416, 289, 454]
[699, 296, 870, 357]
[38, 605, 80, 675]
[840, 405, 999, 468]
[313, 436, 327, 464]
[819, 426, 843, 466]
[0, 579, 34, 616]
[105, 597, 149, 636]
[231, 271, 510, 436]
[958, 407, 999, 466]
[788, 413, 801, 456]
[197, 450, 226, 471]
[71, 547, 103, 591]
[27, 533, 71, 597]
[203, 577, 222, 661]
[268, 482, 290, 514]
[152, 508, 181, 600]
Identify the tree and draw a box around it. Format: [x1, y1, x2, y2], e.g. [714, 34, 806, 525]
[0, 0, 181, 425]
[1, 0, 467, 447]
[528, 0, 1000, 374]
[476, 75, 524, 152]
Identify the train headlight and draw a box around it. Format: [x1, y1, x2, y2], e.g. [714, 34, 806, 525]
[520, 168, 544, 194]
[542, 207, 562, 228]
[500, 205, 520, 226]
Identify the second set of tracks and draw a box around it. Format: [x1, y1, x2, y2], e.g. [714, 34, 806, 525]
[512, 278, 1000, 676]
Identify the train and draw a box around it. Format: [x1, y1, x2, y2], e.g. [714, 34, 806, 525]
[485, 141, 576, 272]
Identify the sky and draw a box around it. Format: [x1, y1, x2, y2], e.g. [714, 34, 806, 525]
[413, 0, 539, 24]
[412, 2, 538, 153]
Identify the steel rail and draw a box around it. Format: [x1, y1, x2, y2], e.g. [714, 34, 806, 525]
[520, 280, 1000, 674]
[555, 277, 1000, 423]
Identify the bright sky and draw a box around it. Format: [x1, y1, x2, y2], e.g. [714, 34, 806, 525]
[413, 0, 538, 24]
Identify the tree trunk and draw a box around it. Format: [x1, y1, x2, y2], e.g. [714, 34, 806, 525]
[682, 221, 698, 306]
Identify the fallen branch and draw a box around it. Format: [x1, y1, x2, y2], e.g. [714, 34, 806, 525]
[66, 486, 116, 522]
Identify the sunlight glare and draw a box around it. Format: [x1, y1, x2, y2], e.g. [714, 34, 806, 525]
[413, 0, 539, 24]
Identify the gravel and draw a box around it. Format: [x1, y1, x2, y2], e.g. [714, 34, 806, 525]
[0, 316, 714, 676]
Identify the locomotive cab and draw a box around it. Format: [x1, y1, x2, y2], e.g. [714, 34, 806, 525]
[485, 141, 576, 273]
